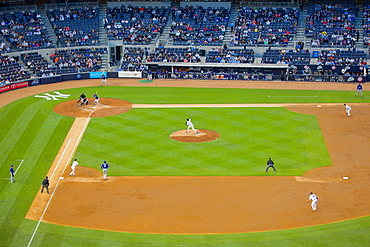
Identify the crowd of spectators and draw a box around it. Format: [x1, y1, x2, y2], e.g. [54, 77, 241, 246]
[50, 47, 106, 73]
[205, 47, 255, 63]
[161, 70, 272, 80]
[146, 47, 201, 62]
[230, 7, 298, 47]
[47, 7, 99, 47]
[363, 4, 370, 47]
[262, 48, 310, 64]
[0, 11, 54, 51]
[306, 3, 358, 48]
[106, 5, 169, 44]
[316, 49, 367, 66]
[21, 52, 58, 77]
[0, 55, 29, 85]
[170, 6, 230, 46]
[120, 47, 145, 71]
[0, 41, 11, 53]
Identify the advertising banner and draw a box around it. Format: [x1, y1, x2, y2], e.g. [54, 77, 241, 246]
[90, 72, 107, 79]
[0, 81, 30, 93]
[118, 71, 142, 78]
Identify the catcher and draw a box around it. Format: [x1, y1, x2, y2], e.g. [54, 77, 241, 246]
[77, 93, 89, 106]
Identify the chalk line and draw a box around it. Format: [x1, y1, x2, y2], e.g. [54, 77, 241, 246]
[27, 114, 91, 247]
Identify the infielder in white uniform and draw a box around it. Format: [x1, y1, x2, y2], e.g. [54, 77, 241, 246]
[306, 192, 318, 211]
[186, 118, 199, 134]
[344, 104, 351, 116]
[68, 159, 78, 176]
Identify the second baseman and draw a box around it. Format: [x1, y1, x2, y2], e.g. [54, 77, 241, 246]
[306, 192, 318, 211]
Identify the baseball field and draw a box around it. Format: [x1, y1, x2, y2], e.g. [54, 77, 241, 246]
[1, 79, 370, 246]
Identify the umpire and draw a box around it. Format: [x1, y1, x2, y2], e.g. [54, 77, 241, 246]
[41, 176, 50, 194]
[265, 158, 277, 172]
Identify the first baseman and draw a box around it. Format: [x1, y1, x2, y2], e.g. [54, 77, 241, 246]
[101, 161, 109, 180]
[344, 104, 351, 116]
[306, 192, 318, 211]
[185, 118, 199, 134]
[68, 159, 78, 176]
[10, 164, 15, 183]
[356, 83, 363, 97]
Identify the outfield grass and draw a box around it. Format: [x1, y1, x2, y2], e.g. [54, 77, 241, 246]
[0, 86, 369, 246]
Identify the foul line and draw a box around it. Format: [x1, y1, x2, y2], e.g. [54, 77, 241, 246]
[5, 159, 24, 179]
[14, 159, 24, 174]
[49, 139, 71, 180]
[27, 114, 92, 247]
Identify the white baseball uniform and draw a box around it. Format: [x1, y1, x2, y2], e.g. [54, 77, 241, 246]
[345, 104, 351, 116]
[186, 118, 199, 134]
[308, 193, 318, 211]
[69, 160, 78, 176]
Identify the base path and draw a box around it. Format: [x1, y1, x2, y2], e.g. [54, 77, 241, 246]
[10, 79, 369, 234]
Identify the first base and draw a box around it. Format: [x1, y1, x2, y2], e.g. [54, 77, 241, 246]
[59, 177, 64, 180]
[343, 177, 348, 180]
[317, 105, 321, 107]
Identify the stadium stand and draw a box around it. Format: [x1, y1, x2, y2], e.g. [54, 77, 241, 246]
[363, 2, 370, 47]
[316, 49, 367, 65]
[0, 55, 29, 85]
[47, 6, 99, 46]
[50, 47, 107, 73]
[305, 0, 358, 48]
[106, 5, 170, 44]
[0, 40, 11, 53]
[120, 47, 145, 71]
[170, 6, 230, 46]
[262, 48, 310, 64]
[21, 52, 59, 77]
[205, 48, 255, 63]
[230, 7, 298, 47]
[146, 47, 201, 62]
[0, 1, 368, 84]
[0, 10, 54, 51]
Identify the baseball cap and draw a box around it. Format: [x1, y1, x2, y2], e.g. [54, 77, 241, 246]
[11, 165, 14, 167]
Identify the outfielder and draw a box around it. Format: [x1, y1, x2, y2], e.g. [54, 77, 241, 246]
[185, 118, 199, 134]
[68, 159, 78, 176]
[78, 93, 89, 106]
[101, 161, 109, 180]
[93, 92, 100, 105]
[306, 192, 318, 211]
[344, 103, 351, 116]
[356, 83, 363, 97]
[10, 164, 15, 183]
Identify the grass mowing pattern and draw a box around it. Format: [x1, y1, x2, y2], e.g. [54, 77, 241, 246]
[0, 86, 369, 246]
[77, 107, 330, 176]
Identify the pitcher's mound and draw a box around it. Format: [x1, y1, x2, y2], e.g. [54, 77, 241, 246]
[53, 98, 132, 118]
[170, 129, 220, 143]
